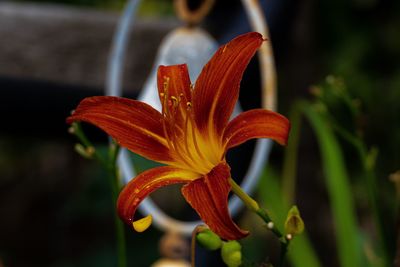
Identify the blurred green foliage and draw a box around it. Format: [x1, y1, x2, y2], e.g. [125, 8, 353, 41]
[317, 0, 400, 176]
[2, 0, 399, 266]
[11, 0, 174, 14]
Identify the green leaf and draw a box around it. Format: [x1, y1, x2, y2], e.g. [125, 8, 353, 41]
[259, 168, 322, 267]
[302, 102, 363, 267]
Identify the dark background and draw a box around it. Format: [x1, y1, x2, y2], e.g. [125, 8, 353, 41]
[1, 0, 399, 266]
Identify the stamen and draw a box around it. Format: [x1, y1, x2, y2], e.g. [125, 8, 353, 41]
[183, 105, 192, 156]
[170, 96, 179, 117]
[163, 76, 170, 90]
[170, 96, 178, 106]
[132, 215, 152, 232]
[186, 102, 208, 163]
[191, 118, 208, 163]
[161, 86, 175, 152]
[162, 92, 196, 169]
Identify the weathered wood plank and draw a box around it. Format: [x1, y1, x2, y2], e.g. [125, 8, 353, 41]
[0, 2, 180, 92]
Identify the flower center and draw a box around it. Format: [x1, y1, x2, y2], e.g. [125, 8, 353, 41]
[160, 77, 222, 175]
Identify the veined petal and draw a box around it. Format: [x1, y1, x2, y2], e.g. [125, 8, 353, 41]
[192, 32, 264, 138]
[157, 64, 192, 131]
[117, 166, 199, 227]
[223, 109, 290, 150]
[67, 96, 172, 163]
[181, 162, 248, 240]
[157, 64, 192, 104]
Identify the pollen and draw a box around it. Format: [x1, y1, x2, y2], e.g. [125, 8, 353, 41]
[132, 214, 153, 232]
[163, 76, 170, 91]
[170, 96, 178, 107]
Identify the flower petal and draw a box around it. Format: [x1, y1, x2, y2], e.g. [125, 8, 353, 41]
[157, 64, 192, 104]
[192, 32, 264, 138]
[181, 162, 248, 240]
[157, 64, 192, 130]
[223, 109, 290, 150]
[67, 96, 172, 162]
[117, 166, 199, 227]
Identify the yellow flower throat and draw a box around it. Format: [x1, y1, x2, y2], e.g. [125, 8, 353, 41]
[160, 76, 223, 175]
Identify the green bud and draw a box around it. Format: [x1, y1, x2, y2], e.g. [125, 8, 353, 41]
[74, 143, 95, 159]
[196, 229, 222, 250]
[221, 241, 242, 267]
[284, 205, 305, 236]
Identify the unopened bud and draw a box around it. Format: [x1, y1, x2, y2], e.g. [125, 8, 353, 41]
[284, 206, 304, 236]
[309, 86, 322, 97]
[68, 126, 75, 134]
[221, 241, 242, 267]
[74, 144, 94, 159]
[196, 229, 222, 250]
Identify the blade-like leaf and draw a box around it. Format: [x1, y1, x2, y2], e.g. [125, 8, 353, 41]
[259, 167, 322, 267]
[302, 102, 362, 267]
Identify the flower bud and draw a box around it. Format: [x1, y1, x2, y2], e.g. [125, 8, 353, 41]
[74, 143, 94, 159]
[284, 205, 304, 236]
[221, 241, 242, 267]
[196, 229, 222, 250]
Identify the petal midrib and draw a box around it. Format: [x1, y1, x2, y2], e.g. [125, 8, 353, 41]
[90, 112, 169, 148]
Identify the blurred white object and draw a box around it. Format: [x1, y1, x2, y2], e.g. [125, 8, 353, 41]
[139, 27, 218, 111]
[151, 259, 190, 267]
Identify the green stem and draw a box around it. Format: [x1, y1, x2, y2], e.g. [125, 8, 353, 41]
[106, 141, 126, 267]
[282, 103, 303, 205]
[71, 123, 127, 267]
[229, 177, 260, 212]
[279, 241, 289, 267]
[331, 122, 390, 265]
[229, 178, 289, 265]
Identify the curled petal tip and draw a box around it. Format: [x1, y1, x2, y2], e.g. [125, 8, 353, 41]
[132, 214, 153, 232]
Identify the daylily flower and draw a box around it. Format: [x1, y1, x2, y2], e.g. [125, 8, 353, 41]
[67, 32, 290, 240]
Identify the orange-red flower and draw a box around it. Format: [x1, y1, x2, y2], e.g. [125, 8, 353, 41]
[67, 32, 290, 240]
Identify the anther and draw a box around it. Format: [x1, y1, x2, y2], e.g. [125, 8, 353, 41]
[163, 76, 170, 90]
[132, 215, 153, 232]
[170, 96, 178, 104]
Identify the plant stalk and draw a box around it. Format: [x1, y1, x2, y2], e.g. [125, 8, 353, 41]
[229, 178, 289, 266]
